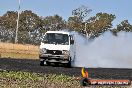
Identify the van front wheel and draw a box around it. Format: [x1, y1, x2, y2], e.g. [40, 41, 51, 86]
[40, 61, 44, 66]
[67, 61, 71, 68]
[67, 58, 71, 68]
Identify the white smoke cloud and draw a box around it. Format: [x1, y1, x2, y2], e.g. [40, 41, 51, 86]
[73, 31, 132, 68]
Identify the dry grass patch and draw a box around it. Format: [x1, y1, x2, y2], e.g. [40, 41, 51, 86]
[0, 43, 39, 59]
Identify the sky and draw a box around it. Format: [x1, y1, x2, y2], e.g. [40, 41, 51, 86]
[0, 0, 132, 27]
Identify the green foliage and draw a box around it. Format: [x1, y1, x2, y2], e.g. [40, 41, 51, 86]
[0, 70, 74, 82]
[67, 5, 92, 31]
[1, 9, 132, 44]
[85, 12, 116, 38]
[68, 7, 116, 38]
[0, 10, 66, 44]
[19, 10, 42, 32]
[72, 5, 92, 21]
[67, 16, 82, 31]
[0, 70, 40, 81]
[0, 11, 17, 30]
[117, 20, 132, 32]
[43, 14, 66, 31]
[0, 70, 130, 88]
[112, 20, 132, 36]
[18, 10, 44, 44]
[0, 11, 17, 42]
[0, 70, 81, 88]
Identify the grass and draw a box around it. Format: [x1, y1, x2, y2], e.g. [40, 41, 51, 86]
[0, 52, 39, 59]
[0, 42, 39, 59]
[0, 70, 131, 88]
[0, 70, 80, 88]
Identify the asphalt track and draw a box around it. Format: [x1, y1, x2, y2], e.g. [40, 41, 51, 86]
[0, 58, 132, 80]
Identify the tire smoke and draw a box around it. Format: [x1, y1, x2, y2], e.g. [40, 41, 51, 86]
[73, 31, 132, 68]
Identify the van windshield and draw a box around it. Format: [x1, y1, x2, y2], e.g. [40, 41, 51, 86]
[43, 33, 69, 45]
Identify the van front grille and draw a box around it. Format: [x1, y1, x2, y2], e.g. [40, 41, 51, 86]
[47, 50, 62, 55]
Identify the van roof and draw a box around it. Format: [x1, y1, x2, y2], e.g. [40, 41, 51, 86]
[46, 31, 70, 35]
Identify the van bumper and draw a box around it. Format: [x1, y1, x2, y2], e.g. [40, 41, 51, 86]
[39, 54, 70, 63]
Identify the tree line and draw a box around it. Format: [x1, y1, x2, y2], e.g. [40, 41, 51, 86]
[0, 6, 132, 45]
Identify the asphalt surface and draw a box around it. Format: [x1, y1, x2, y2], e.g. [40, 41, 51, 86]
[0, 58, 132, 80]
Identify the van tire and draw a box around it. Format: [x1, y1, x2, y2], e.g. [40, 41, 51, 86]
[40, 61, 44, 66]
[46, 62, 50, 66]
[67, 61, 71, 68]
[67, 57, 71, 68]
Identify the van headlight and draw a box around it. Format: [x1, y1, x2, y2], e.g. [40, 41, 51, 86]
[62, 50, 69, 55]
[40, 48, 47, 54]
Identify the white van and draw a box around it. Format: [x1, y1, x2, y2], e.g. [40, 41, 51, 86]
[39, 31, 75, 67]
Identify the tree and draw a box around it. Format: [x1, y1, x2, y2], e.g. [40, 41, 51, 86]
[67, 5, 92, 31]
[18, 10, 44, 44]
[117, 20, 132, 32]
[72, 5, 92, 21]
[0, 11, 17, 42]
[111, 20, 132, 36]
[67, 16, 82, 31]
[0, 11, 17, 29]
[43, 14, 66, 31]
[0, 10, 45, 44]
[85, 12, 116, 38]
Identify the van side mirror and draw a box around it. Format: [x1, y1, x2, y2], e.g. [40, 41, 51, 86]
[70, 40, 74, 45]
